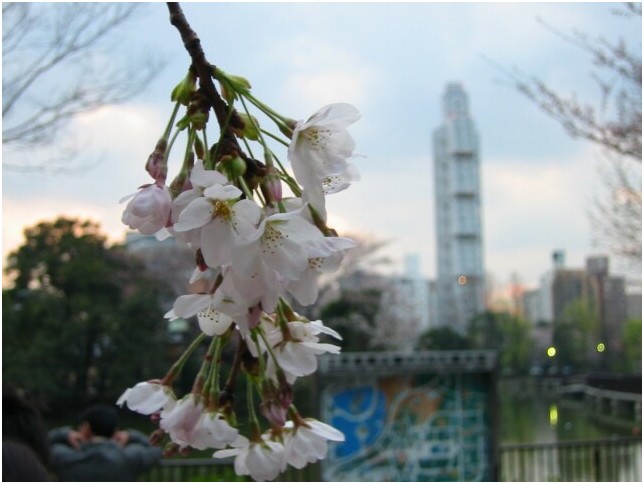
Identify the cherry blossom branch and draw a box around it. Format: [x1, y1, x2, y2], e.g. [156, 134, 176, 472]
[166, 2, 243, 156]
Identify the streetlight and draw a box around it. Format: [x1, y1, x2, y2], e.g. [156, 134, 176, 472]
[547, 346, 557, 358]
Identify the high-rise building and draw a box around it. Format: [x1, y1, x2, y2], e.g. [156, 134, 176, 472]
[432, 82, 485, 333]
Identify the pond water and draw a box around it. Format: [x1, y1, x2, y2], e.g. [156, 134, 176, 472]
[499, 379, 638, 444]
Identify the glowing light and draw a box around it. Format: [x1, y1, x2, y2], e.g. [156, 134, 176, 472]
[458, 275, 467, 285]
[549, 404, 558, 426]
[546, 346, 557, 358]
[596, 342, 606, 353]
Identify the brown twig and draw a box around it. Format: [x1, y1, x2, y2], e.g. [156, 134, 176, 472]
[166, 2, 242, 157]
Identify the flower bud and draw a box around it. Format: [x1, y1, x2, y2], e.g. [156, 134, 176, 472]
[233, 112, 260, 141]
[260, 399, 287, 428]
[121, 184, 172, 235]
[212, 67, 251, 93]
[219, 82, 236, 104]
[146, 139, 168, 183]
[261, 167, 282, 204]
[163, 442, 180, 458]
[189, 110, 208, 131]
[149, 429, 165, 446]
[171, 71, 196, 106]
[219, 155, 246, 179]
[279, 119, 298, 139]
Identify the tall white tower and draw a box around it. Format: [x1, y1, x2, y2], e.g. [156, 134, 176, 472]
[433, 82, 485, 333]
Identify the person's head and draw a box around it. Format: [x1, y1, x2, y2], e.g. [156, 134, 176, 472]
[2, 385, 50, 466]
[3, 440, 51, 481]
[78, 404, 119, 439]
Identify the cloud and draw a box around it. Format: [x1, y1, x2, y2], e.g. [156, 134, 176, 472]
[267, 34, 374, 113]
[2, 104, 167, 264]
[482, 148, 600, 285]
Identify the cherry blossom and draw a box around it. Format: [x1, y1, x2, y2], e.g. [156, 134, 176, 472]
[266, 319, 342, 383]
[282, 419, 345, 470]
[120, 183, 172, 236]
[231, 207, 327, 284]
[170, 160, 229, 247]
[213, 434, 285, 482]
[174, 183, 261, 268]
[286, 236, 357, 306]
[188, 411, 239, 450]
[150, 393, 238, 451]
[165, 402, 236, 450]
[288, 103, 360, 219]
[119, 36, 362, 478]
[164, 292, 236, 336]
[117, 381, 175, 415]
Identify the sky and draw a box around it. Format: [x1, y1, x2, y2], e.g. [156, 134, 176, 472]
[2, 1, 642, 292]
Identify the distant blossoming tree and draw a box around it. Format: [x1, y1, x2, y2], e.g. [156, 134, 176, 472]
[498, 3, 641, 266]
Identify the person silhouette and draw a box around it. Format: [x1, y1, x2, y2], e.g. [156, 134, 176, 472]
[48, 404, 161, 481]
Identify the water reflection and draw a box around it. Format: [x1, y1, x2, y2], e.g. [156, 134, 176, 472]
[500, 381, 635, 444]
[499, 380, 641, 481]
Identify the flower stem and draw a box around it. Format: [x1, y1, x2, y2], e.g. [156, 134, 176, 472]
[208, 335, 224, 408]
[202, 128, 210, 166]
[219, 334, 246, 410]
[163, 101, 182, 140]
[163, 126, 183, 166]
[162, 333, 206, 385]
[259, 128, 289, 147]
[196, 336, 219, 397]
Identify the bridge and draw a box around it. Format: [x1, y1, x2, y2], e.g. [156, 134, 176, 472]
[558, 373, 642, 423]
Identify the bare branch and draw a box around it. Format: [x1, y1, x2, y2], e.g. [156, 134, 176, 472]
[493, 9, 642, 161]
[486, 5, 642, 265]
[2, 3, 164, 172]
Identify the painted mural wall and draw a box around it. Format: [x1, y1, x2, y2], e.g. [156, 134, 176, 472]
[318, 351, 497, 481]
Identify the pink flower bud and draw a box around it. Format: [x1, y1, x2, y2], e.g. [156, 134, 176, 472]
[260, 399, 288, 428]
[121, 184, 172, 235]
[247, 305, 262, 330]
[264, 172, 282, 203]
[146, 139, 168, 184]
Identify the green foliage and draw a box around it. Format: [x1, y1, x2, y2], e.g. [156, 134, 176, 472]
[552, 299, 600, 371]
[622, 318, 642, 373]
[416, 327, 470, 350]
[467, 311, 532, 375]
[3, 217, 172, 413]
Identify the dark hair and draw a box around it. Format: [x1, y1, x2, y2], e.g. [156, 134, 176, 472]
[3, 440, 51, 481]
[79, 404, 118, 438]
[2, 386, 50, 466]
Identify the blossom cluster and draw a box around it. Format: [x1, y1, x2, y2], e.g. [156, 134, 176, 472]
[118, 66, 360, 480]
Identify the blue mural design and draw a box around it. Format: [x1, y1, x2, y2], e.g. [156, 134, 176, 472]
[328, 385, 387, 459]
[321, 373, 492, 482]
